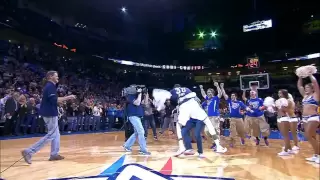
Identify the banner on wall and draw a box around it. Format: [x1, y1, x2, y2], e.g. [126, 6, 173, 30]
[303, 19, 320, 33]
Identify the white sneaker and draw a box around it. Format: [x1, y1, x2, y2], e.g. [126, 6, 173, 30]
[292, 146, 300, 151]
[183, 149, 195, 156]
[278, 150, 291, 156]
[173, 149, 186, 157]
[306, 155, 318, 162]
[288, 149, 296, 154]
[198, 153, 205, 158]
[315, 157, 320, 164]
[281, 147, 294, 154]
[216, 146, 227, 153]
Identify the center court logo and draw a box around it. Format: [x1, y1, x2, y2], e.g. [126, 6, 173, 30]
[51, 164, 235, 180]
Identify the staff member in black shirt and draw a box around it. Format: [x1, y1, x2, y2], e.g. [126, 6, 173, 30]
[84, 103, 93, 131]
[159, 99, 176, 135]
[21, 71, 76, 164]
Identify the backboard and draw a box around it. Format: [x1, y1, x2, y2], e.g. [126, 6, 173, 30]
[240, 73, 269, 90]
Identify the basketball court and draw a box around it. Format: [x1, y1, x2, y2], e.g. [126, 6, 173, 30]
[0, 131, 319, 180]
[1, 73, 319, 180]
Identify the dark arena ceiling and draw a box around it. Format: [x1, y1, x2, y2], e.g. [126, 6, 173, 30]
[10, 0, 320, 66]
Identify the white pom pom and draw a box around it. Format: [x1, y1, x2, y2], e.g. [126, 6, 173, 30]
[279, 98, 288, 107]
[264, 97, 275, 113]
[152, 89, 171, 111]
[263, 97, 275, 107]
[295, 65, 317, 78]
[275, 98, 289, 108]
[267, 106, 275, 113]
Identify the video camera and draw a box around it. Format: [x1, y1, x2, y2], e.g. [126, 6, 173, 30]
[122, 84, 148, 97]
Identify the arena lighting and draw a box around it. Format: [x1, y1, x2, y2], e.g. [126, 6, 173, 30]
[53, 43, 76, 52]
[307, 53, 320, 59]
[107, 58, 205, 70]
[197, 31, 205, 39]
[210, 31, 217, 38]
[243, 19, 272, 32]
[269, 52, 320, 62]
[121, 7, 127, 13]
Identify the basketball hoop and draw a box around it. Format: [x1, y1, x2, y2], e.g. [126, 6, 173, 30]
[239, 73, 269, 90]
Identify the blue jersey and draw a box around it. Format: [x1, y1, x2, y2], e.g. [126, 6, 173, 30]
[302, 95, 319, 106]
[206, 96, 220, 116]
[227, 98, 246, 118]
[202, 101, 208, 112]
[170, 87, 192, 104]
[246, 98, 264, 117]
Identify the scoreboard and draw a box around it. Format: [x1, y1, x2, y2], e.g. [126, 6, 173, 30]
[247, 57, 260, 69]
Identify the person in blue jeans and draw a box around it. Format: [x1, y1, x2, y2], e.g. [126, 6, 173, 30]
[123, 87, 150, 155]
[181, 119, 205, 158]
[21, 71, 76, 164]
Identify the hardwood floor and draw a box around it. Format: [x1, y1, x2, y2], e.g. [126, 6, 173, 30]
[0, 131, 319, 180]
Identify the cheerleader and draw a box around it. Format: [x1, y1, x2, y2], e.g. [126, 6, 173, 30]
[275, 89, 297, 156]
[296, 65, 320, 164]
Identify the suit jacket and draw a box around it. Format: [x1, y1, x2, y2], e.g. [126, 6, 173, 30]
[5, 97, 18, 116]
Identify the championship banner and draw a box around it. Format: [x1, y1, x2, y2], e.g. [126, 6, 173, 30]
[185, 40, 205, 49]
[194, 76, 210, 83]
[303, 19, 320, 33]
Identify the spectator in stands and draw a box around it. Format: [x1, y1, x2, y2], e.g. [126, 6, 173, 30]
[107, 103, 117, 130]
[77, 102, 86, 131]
[84, 101, 93, 131]
[93, 103, 102, 131]
[116, 104, 124, 128]
[14, 94, 27, 135]
[58, 102, 66, 132]
[4, 92, 20, 135]
[24, 97, 38, 134]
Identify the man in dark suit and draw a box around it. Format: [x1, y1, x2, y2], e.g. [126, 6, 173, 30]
[3, 92, 20, 135]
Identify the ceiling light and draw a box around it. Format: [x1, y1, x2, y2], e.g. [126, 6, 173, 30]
[197, 31, 205, 39]
[210, 31, 217, 38]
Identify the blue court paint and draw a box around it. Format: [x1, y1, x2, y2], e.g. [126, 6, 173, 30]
[51, 163, 235, 180]
[99, 154, 126, 176]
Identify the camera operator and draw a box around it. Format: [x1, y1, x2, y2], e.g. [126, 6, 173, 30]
[142, 92, 158, 140]
[123, 87, 150, 155]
